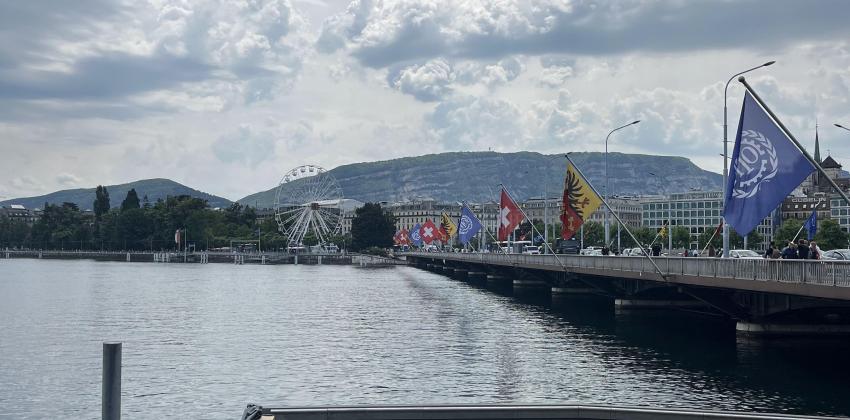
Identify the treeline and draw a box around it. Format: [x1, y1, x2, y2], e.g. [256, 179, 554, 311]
[0, 187, 299, 251]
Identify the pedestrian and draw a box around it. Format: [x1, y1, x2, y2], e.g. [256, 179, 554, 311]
[771, 246, 781, 259]
[797, 239, 810, 259]
[651, 243, 662, 257]
[708, 245, 716, 257]
[601, 246, 609, 256]
[810, 241, 821, 260]
[764, 241, 775, 259]
[781, 242, 797, 259]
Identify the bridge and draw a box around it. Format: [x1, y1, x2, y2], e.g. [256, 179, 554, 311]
[402, 252, 850, 335]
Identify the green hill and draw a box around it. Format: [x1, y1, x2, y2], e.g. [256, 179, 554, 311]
[0, 178, 232, 210]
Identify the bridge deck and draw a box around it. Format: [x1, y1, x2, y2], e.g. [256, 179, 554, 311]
[403, 252, 850, 301]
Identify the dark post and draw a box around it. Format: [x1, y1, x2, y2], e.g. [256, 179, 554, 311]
[102, 342, 122, 420]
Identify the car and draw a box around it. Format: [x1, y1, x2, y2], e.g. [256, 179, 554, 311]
[522, 245, 540, 255]
[580, 246, 603, 256]
[729, 249, 762, 259]
[822, 249, 850, 260]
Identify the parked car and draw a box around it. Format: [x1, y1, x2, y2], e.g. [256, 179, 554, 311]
[822, 249, 850, 260]
[729, 249, 762, 259]
[580, 246, 603, 256]
[623, 247, 647, 256]
[523, 245, 540, 255]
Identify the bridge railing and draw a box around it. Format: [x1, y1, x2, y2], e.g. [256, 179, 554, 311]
[402, 252, 850, 287]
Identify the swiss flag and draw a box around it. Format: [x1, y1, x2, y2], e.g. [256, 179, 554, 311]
[420, 219, 438, 244]
[498, 187, 523, 241]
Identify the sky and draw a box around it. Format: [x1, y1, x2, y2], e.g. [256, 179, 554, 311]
[2, 0, 850, 202]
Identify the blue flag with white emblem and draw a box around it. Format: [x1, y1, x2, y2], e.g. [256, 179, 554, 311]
[410, 223, 422, 246]
[457, 204, 483, 245]
[724, 91, 816, 236]
[803, 209, 817, 241]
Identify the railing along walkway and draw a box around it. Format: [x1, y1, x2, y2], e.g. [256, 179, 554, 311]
[402, 252, 850, 288]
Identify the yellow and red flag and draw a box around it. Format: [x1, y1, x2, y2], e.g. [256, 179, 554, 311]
[560, 162, 603, 240]
[440, 212, 457, 239]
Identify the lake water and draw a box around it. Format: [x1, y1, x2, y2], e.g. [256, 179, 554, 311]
[1, 259, 849, 419]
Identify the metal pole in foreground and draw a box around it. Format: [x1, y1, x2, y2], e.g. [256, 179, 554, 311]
[722, 60, 775, 258]
[103, 342, 122, 420]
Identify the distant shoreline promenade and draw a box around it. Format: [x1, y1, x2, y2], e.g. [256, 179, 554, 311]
[0, 250, 403, 266]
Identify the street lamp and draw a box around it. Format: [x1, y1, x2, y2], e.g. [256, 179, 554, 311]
[722, 60, 775, 258]
[649, 172, 672, 253]
[605, 120, 641, 246]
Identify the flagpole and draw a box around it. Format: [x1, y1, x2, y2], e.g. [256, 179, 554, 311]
[499, 184, 565, 267]
[566, 154, 667, 280]
[738, 77, 850, 209]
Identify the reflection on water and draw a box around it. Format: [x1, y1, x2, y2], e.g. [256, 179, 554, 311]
[0, 259, 848, 419]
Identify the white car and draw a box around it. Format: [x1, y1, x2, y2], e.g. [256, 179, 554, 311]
[729, 249, 762, 259]
[822, 249, 850, 260]
[523, 245, 540, 255]
[580, 246, 603, 256]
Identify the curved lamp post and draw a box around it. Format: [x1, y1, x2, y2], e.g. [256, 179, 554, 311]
[605, 120, 640, 246]
[722, 61, 775, 258]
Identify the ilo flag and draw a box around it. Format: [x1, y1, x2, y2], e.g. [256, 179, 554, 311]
[410, 223, 423, 246]
[458, 204, 483, 245]
[803, 209, 817, 241]
[724, 92, 815, 236]
[420, 219, 438, 244]
[498, 188, 524, 241]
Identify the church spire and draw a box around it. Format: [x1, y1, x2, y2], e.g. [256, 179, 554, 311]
[815, 121, 821, 163]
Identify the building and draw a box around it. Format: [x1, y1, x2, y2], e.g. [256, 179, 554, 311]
[0, 205, 38, 225]
[586, 197, 643, 229]
[642, 191, 773, 250]
[781, 195, 830, 222]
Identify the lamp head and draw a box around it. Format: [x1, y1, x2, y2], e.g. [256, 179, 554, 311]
[763, 60, 776, 67]
[632, 120, 641, 125]
[836, 123, 845, 129]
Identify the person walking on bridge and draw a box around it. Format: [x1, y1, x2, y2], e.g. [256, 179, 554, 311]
[781, 242, 798, 259]
[797, 239, 810, 259]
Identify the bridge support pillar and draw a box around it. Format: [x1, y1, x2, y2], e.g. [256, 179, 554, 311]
[736, 322, 850, 336]
[451, 269, 468, 280]
[614, 299, 708, 309]
[486, 274, 511, 290]
[466, 271, 486, 285]
[513, 279, 550, 296]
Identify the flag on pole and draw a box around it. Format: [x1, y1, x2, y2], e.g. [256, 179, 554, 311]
[458, 204, 483, 245]
[410, 223, 422, 246]
[440, 212, 457, 238]
[498, 187, 523, 241]
[420, 219, 438, 244]
[724, 92, 816, 236]
[560, 162, 603, 240]
[658, 224, 668, 239]
[803, 209, 817, 241]
[174, 229, 181, 245]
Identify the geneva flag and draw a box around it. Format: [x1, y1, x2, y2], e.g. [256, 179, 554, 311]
[410, 223, 422, 246]
[440, 212, 458, 239]
[458, 204, 483, 245]
[724, 92, 815, 236]
[498, 188, 524, 241]
[561, 162, 602, 240]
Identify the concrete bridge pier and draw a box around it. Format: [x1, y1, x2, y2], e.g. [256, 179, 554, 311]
[513, 278, 550, 297]
[451, 268, 468, 281]
[466, 271, 487, 285]
[735, 322, 850, 336]
[486, 274, 512, 291]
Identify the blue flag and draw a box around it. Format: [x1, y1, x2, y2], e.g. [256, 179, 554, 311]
[803, 209, 817, 241]
[457, 205, 483, 245]
[410, 223, 422, 246]
[724, 92, 816, 236]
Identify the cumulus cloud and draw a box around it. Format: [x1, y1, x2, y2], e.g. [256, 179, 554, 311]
[319, 0, 850, 68]
[389, 59, 455, 101]
[426, 95, 525, 150]
[55, 173, 83, 187]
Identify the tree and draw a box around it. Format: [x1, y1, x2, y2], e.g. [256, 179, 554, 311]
[671, 226, 691, 249]
[350, 202, 396, 251]
[93, 185, 110, 220]
[774, 219, 803, 247]
[814, 219, 848, 250]
[580, 221, 604, 247]
[121, 188, 141, 210]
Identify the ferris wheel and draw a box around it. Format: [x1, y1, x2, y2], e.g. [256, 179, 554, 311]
[274, 165, 343, 248]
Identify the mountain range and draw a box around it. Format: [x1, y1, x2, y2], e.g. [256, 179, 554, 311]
[238, 151, 723, 208]
[0, 178, 232, 210]
[2, 152, 723, 210]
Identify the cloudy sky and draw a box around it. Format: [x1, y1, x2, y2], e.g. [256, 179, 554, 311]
[2, 0, 850, 201]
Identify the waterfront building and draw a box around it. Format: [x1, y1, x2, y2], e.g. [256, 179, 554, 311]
[586, 197, 643, 229]
[389, 198, 461, 232]
[642, 191, 773, 250]
[0, 205, 38, 225]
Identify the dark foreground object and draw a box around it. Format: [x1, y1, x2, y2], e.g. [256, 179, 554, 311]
[244, 405, 845, 420]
